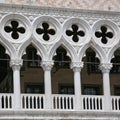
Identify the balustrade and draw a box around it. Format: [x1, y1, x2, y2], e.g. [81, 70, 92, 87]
[0, 94, 120, 112]
[52, 94, 75, 110]
[21, 94, 45, 109]
[82, 95, 104, 111]
[0, 94, 13, 109]
[111, 96, 120, 110]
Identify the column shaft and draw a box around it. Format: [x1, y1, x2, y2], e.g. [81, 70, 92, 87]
[74, 68, 82, 110]
[102, 71, 111, 111]
[99, 63, 112, 111]
[71, 62, 83, 110]
[44, 70, 52, 109]
[41, 61, 53, 109]
[12, 66, 21, 109]
[11, 60, 22, 110]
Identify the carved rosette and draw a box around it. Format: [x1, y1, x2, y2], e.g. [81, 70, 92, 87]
[99, 63, 113, 73]
[0, 14, 31, 43]
[41, 61, 54, 71]
[70, 62, 84, 72]
[92, 20, 119, 47]
[32, 16, 61, 44]
[63, 18, 91, 46]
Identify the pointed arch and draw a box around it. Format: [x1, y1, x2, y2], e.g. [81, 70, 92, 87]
[18, 38, 47, 60]
[79, 42, 107, 63]
[49, 39, 77, 62]
[107, 44, 120, 63]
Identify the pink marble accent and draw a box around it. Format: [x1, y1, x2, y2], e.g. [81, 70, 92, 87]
[1, 0, 120, 12]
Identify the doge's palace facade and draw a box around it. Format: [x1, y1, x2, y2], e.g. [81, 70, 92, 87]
[0, 0, 120, 120]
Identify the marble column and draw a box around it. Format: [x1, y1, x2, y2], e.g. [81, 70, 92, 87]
[71, 62, 83, 110]
[41, 61, 53, 109]
[10, 59, 22, 110]
[99, 63, 112, 111]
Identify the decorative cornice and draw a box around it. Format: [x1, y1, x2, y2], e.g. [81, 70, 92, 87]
[0, 3, 120, 23]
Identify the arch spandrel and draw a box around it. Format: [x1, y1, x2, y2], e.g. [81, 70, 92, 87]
[0, 36, 15, 60]
[107, 44, 120, 63]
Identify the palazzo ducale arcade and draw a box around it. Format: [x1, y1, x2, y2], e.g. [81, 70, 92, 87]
[0, 4, 120, 119]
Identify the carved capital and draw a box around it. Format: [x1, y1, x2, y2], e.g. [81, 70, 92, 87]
[10, 59, 23, 70]
[71, 62, 84, 72]
[99, 63, 113, 73]
[41, 61, 54, 71]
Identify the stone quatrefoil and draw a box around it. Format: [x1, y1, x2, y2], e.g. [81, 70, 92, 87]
[36, 22, 56, 41]
[4, 21, 25, 39]
[66, 24, 85, 42]
[95, 26, 113, 44]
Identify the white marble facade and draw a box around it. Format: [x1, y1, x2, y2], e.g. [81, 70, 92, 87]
[0, 1, 120, 120]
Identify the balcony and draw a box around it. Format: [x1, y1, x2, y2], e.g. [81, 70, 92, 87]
[0, 94, 120, 111]
[0, 93, 120, 120]
[0, 94, 120, 119]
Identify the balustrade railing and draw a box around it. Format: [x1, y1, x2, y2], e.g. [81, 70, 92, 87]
[52, 94, 75, 110]
[111, 96, 120, 110]
[21, 94, 45, 109]
[1, 94, 120, 111]
[0, 94, 13, 109]
[82, 95, 104, 111]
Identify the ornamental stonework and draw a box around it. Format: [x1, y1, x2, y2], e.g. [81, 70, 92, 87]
[1, 0, 120, 12]
[0, 3, 119, 65]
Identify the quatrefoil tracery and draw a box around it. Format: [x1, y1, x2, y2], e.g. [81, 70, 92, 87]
[66, 24, 85, 42]
[95, 26, 113, 44]
[4, 20, 26, 39]
[36, 22, 56, 41]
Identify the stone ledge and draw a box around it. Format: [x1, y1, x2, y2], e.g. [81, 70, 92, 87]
[0, 110, 120, 120]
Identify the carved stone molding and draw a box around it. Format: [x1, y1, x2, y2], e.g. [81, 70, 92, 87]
[71, 62, 84, 72]
[0, 4, 119, 67]
[41, 61, 54, 71]
[0, 4, 120, 23]
[99, 63, 113, 73]
[10, 59, 23, 68]
[0, 13, 31, 44]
